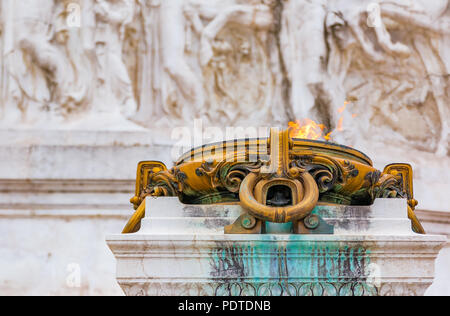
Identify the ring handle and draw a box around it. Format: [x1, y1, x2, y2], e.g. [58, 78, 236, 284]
[239, 172, 319, 223]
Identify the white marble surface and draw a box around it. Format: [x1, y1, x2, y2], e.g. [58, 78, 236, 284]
[142, 197, 416, 235]
[0, 208, 126, 296]
[107, 196, 447, 296]
[108, 233, 446, 296]
[426, 242, 450, 296]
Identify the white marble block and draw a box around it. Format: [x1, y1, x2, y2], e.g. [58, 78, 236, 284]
[107, 197, 446, 296]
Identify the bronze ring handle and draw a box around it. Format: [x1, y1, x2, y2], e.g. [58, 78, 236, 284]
[239, 172, 319, 223]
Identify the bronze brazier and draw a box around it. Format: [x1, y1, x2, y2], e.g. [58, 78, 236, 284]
[123, 128, 424, 234]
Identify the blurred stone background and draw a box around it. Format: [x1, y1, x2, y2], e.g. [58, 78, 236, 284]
[0, 0, 448, 295]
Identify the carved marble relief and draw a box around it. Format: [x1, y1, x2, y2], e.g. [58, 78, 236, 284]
[0, 0, 448, 155]
[93, 0, 137, 118]
[324, 0, 450, 155]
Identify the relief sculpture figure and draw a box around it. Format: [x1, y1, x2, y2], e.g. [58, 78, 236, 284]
[158, 0, 205, 121]
[2, 0, 93, 125]
[3, 0, 64, 124]
[94, 0, 137, 118]
[325, 0, 449, 154]
[183, 0, 283, 125]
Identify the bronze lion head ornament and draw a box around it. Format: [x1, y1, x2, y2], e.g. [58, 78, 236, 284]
[123, 128, 424, 234]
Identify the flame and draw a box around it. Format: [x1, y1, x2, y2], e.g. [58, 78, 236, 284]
[337, 117, 344, 131]
[338, 101, 349, 114]
[288, 118, 332, 141]
[288, 100, 358, 141]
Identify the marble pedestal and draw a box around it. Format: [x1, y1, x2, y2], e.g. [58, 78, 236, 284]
[107, 197, 446, 296]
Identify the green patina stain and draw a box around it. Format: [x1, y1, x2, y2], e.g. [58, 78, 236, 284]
[209, 236, 375, 296]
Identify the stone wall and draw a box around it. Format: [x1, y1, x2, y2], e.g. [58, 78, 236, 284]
[0, 0, 449, 295]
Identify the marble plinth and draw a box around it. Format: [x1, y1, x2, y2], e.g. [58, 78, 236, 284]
[107, 197, 446, 296]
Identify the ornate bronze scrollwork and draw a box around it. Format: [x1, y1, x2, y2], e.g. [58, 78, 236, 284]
[122, 128, 425, 235]
[225, 128, 320, 233]
[383, 164, 425, 234]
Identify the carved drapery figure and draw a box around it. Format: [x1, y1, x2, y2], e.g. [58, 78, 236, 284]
[1, 0, 94, 124]
[129, 0, 284, 126]
[276, 0, 448, 155]
[52, 0, 93, 118]
[280, 0, 332, 125]
[186, 0, 285, 125]
[3, 0, 58, 124]
[157, 0, 205, 122]
[325, 0, 449, 155]
[1, 0, 96, 124]
[93, 0, 136, 118]
[133, 0, 164, 124]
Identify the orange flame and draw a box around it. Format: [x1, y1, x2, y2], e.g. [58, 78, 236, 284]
[338, 101, 349, 114]
[288, 100, 358, 141]
[337, 117, 344, 131]
[288, 118, 332, 141]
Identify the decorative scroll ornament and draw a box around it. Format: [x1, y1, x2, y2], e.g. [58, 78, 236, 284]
[235, 128, 319, 226]
[195, 160, 263, 193]
[124, 162, 187, 234]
